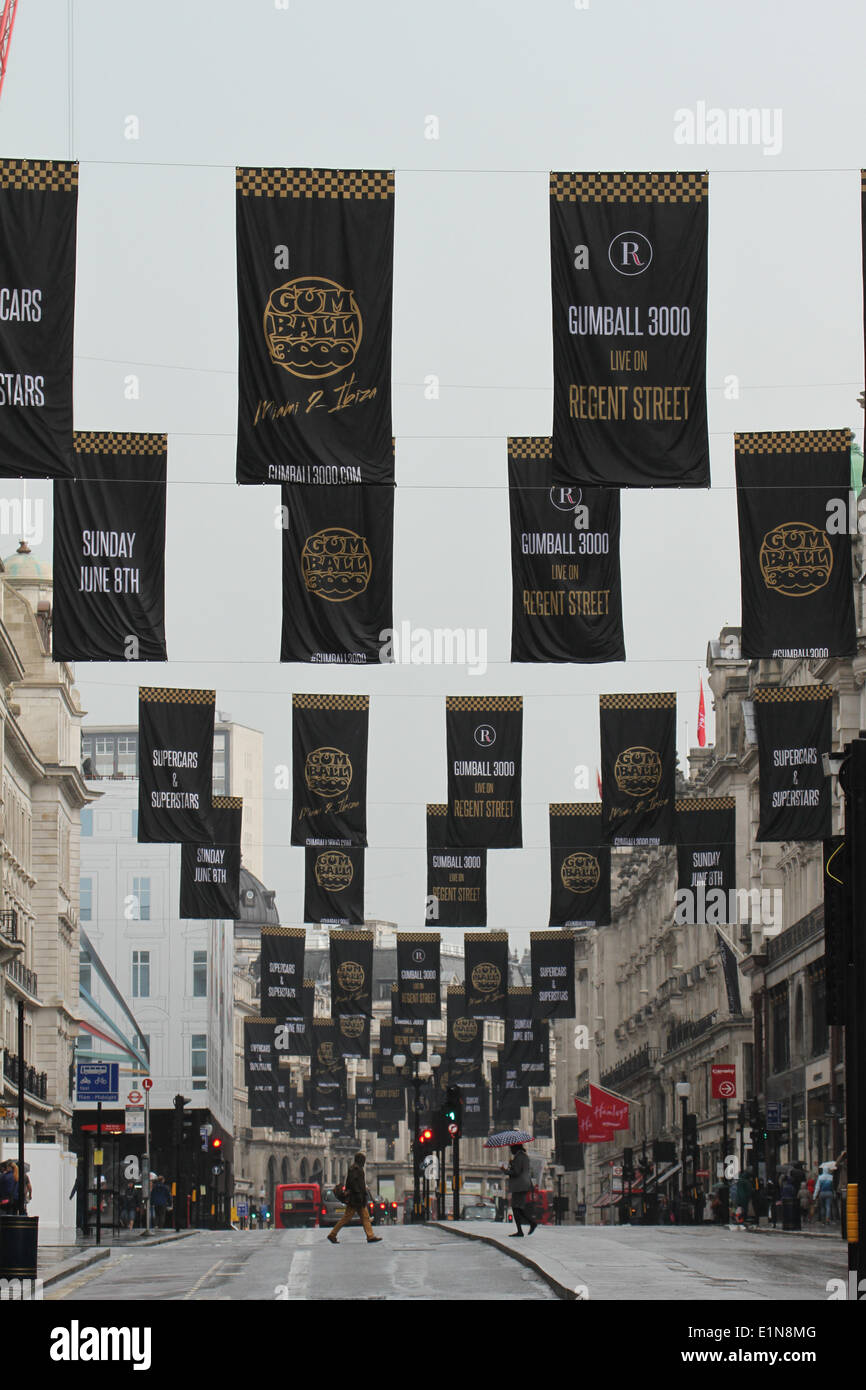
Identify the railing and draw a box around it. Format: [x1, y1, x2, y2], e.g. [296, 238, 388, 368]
[600, 1043, 655, 1090]
[3, 1051, 48, 1099]
[765, 904, 824, 964]
[5, 954, 37, 996]
[665, 1010, 718, 1055]
[0, 909, 18, 941]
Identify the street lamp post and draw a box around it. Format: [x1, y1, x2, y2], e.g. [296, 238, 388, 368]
[676, 1079, 691, 1225]
[394, 1043, 440, 1224]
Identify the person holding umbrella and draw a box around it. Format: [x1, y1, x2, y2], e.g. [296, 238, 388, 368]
[502, 1143, 536, 1238]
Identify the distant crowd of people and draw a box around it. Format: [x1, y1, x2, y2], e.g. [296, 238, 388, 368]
[70, 1173, 172, 1234]
[723, 1160, 842, 1229]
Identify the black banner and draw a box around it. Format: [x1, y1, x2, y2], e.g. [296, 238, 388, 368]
[395, 933, 441, 1021]
[329, 929, 374, 1017]
[336, 1013, 370, 1059]
[310, 1018, 346, 1090]
[371, 1076, 405, 1125]
[391, 986, 427, 1060]
[533, 1097, 553, 1139]
[464, 932, 509, 1017]
[508, 438, 624, 663]
[291, 694, 368, 847]
[600, 692, 676, 846]
[549, 803, 611, 927]
[179, 796, 242, 920]
[445, 696, 523, 849]
[259, 927, 306, 1019]
[53, 432, 167, 661]
[458, 1083, 489, 1139]
[550, 170, 709, 488]
[244, 1017, 278, 1087]
[445, 985, 484, 1085]
[425, 804, 487, 927]
[137, 687, 215, 843]
[754, 684, 833, 842]
[235, 167, 394, 487]
[505, 987, 550, 1086]
[735, 430, 856, 659]
[281, 482, 394, 663]
[304, 845, 364, 925]
[715, 930, 743, 1017]
[274, 982, 316, 1057]
[0, 160, 77, 479]
[674, 797, 736, 924]
[492, 1061, 527, 1123]
[355, 1077, 377, 1130]
[530, 931, 576, 1019]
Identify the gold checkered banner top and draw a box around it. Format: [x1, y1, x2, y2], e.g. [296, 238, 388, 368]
[396, 932, 440, 944]
[212, 796, 242, 811]
[73, 431, 167, 456]
[426, 805, 447, 817]
[507, 437, 552, 460]
[446, 696, 523, 712]
[862, 170, 866, 193]
[599, 692, 676, 710]
[245, 1017, 277, 1027]
[550, 803, 602, 818]
[292, 694, 369, 711]
[0, 159, 78, 191]
[550, 171, 707, 203]
[139, 687, 215, 706]
[508, 986, 531, 999]
[531, 930, 576, 942]
[676, 797, 736, 812]
[734, 429, 852, 455]
[260, 926, 306, 939]
[236, 167, 394, 200]
[753, 684, 834, 704]
[328, 929, 373, 942]
[468, 931, 508, 944]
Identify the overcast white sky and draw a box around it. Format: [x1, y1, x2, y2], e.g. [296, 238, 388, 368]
[2, 0, 864, 941]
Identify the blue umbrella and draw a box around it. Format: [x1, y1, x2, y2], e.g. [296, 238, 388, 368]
[483, 1130, 533, 1148]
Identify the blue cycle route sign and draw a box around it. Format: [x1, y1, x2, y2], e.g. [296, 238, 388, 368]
[76, 1062, 119, 1103]
[765, 1101, 783, 1131]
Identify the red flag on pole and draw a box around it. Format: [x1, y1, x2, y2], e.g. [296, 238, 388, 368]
[697, 678, 706, 748]
[590, 1083, 630, 1131]
[575, 1097, 615, 1143]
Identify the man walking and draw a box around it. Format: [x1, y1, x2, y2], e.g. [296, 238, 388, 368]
[502, 1143, 536, 1237]
[327, 1153, 381, 1245]
[151, 1175, 170, 1229]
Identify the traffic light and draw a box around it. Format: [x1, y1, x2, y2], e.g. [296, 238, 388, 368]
[622, 1147, 634, 1180]
[173, 1093, 190, 1145]
[417, 1123, 434, 1148]
[211, 1135, 223, 1152]
[444, 1085, 463, 1139]
[684, 1113, 699, 1160]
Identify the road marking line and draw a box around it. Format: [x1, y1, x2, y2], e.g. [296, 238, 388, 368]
[183, 1261, 223, 1299]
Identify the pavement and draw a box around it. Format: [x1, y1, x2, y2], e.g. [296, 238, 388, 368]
[37, 1228, 199, 1287]
[433, 1220, 847, 1301]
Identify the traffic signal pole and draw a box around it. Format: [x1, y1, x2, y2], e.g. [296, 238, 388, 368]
[840, 740, 866, 1295]
[452, 1133, 460, 1221]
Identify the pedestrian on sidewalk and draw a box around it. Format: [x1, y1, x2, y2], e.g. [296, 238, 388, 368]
[789, 1163, 806, 1230]
[326, 1153, 382, 1245]
[502, 1143, 536, 1238]
[0, 1160, 16, 1213]
[814, 1166, 835, 1224]
[151, 1176, 170, 1228]
[780, 1175, 796, 1230]
[119, 1181, 138, 1231]
[798, 1179, 812, 1226]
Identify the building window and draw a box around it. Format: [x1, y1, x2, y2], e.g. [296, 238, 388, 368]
[192, 950, 207, 997]
[94, 736, 115, 778]
[79, 949, 92, 995]
[80, 809, 93, 837]
[132, 950, 150, 999]
[191, 1034, 207, 1089]
[80, 877, 93, 923]
[770, 984, 790, 1075]
[117, 735, 137, 777]
[213, 732, 227, 796]
[809, 964, 828, 1057]
[132, 877, 151, 922]
[131, 810, 138, 839]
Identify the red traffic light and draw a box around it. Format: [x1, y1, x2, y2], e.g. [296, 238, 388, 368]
[211, 1136, 223, 1150]
[418, 1127, 433, 1144]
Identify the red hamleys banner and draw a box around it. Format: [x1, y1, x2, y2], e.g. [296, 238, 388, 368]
[576, 1096, 614, 1143]
[590, 1083, 630, 1131]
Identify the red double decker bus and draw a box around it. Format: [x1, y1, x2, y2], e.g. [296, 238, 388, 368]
[274, 1183, 322, 1229]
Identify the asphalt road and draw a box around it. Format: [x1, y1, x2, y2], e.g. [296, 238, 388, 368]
[45, 1226, 557, 1301]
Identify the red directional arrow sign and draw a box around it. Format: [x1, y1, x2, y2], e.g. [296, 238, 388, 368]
[711, 1065, 737, 1100]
